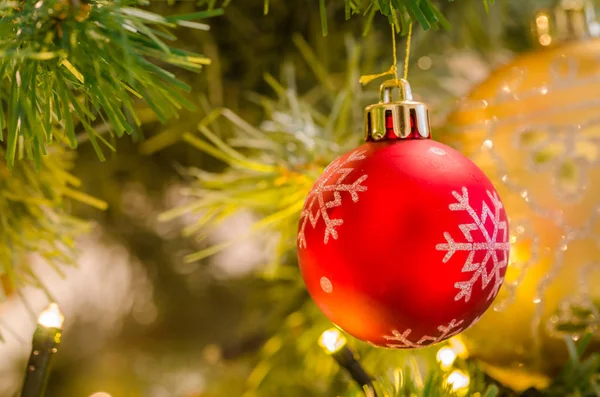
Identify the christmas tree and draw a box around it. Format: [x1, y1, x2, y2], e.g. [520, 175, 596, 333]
[1, 0, 599, 396]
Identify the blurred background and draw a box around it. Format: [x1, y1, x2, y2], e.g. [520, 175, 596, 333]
[1, 0, 600, 396]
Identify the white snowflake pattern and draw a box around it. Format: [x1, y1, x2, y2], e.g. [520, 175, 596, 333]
[436, 187, 510, 302]
[383, 319, 465, 349]
[297, 150, 368, 249]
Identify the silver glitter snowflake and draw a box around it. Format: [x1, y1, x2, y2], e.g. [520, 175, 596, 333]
[383, 319, 465, 348]
[297, 149, 368, 249]
[436, 187, 510, 302]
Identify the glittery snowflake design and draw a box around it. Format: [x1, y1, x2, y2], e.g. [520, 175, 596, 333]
[383, 319, 465, 349]
[297, 150, 368, 249]
[436, 187, 510, 302]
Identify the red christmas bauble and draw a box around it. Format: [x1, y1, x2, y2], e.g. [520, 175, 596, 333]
[297, 81, 510, 348]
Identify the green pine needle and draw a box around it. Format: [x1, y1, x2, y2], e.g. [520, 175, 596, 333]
[0, 146, 102, 300]
[322, 0, 481, 33]
[147, 38, 364, 266]
[198, 0, 489, 33]
[0, 0, 219, 168]
[320, 0, 329, 36]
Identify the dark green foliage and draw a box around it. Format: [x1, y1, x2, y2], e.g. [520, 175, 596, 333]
[0, 0, 219, 168]
[0, 147, 97, 300]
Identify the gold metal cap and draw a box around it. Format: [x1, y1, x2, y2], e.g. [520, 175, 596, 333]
[533, 0, 600, 47]
[364, 79, 431, 141]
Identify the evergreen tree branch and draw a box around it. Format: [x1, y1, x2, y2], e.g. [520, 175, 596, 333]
[198, 0, 484, 34]
[143, 35, 368, 268]
[146, 73, 362, 266]
[0, 0, 221, 169]
[0, 146, 103, 300]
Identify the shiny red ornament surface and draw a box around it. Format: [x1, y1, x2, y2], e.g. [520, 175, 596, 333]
[297, 138, 510, 348]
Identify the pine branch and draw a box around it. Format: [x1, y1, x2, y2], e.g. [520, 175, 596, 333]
[144, 34, 367, 267]
[0, 146, 104, 300]
[546, 334, 600, 397]
[328, 0, 451, 35]
[197, 0, 479, 34]
[0, 0, 221, 169]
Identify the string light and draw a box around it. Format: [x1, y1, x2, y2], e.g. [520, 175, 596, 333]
[436, 347, 458, 370]
[445, 369, 470, 394]
[318, 328, 376, 396]
[20, 303, 65, 397]
[319, 328, 347, 354]
[37, 303, 65, 329]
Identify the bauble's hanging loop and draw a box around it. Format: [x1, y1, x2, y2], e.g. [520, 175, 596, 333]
[364, 79, 431, 142]
[381, 78, 412, 102]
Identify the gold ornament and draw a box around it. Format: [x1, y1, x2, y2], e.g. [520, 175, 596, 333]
[443, 0, 600, 389]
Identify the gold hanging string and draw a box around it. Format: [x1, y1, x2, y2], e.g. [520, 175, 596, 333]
[359, 21, 398, 86]
[403, 22, 413, 80]
[359, 14, 414, 86]
[359, 0, 399, 86]
[391, 20, 399, 83]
